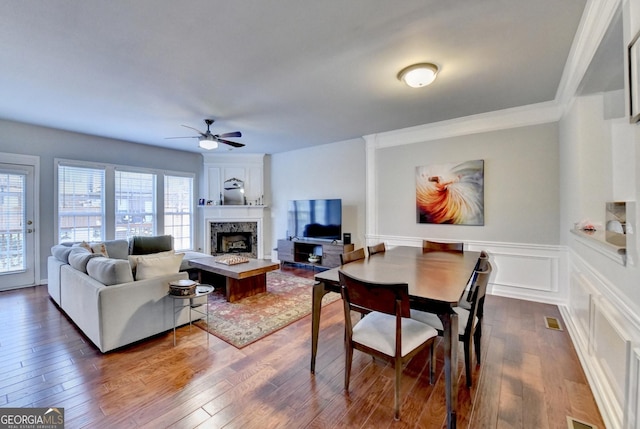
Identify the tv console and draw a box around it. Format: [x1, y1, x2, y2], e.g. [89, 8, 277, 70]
[277, 238, 354, 269]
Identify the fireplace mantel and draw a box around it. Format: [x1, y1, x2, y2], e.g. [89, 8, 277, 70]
[198, 205, 267, 210]
[200, 154, 268, 259]
[202, 205, 267, 259]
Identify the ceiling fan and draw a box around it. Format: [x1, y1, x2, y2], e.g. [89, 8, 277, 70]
[166, 119, 244, 150]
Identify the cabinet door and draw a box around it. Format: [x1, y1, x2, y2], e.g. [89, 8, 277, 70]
[321, 244, 343, 268]
[277, 240, 294, 262]
[322, 243, 354, 268]
[246, 165, 263, 203]
[206, 167, 221, 202]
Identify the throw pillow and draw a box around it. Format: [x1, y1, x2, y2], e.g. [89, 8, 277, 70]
[91, 242, 109, 257]
[101, 239, 129, 260]
[79, 241, 92, 252]
[134, 253, 184, 281]
[86, 257, 135, 286]
[75, 241, 110, 257]
[129, 235, 173, 255]
[52, 244, 88, 264]
[128, 250, 175, 271]
[68, 251, 101, 273]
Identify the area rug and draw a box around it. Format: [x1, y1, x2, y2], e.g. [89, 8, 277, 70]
[194, 271, 340, 348]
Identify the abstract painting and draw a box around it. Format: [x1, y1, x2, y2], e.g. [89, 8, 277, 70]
[416, 159, 484, 225]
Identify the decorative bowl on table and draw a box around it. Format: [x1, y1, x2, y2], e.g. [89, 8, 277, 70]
[169, 279, 198, 296]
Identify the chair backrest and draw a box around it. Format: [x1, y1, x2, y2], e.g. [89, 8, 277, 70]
[476, 250, 489, 270]
[422, 240, 464, 253]
[367, 242, 386, 256]
[339, 270, 410, 318]
[463, 262, 492, 334]
[340, 248, 366, 265]
[466, 250, 489, 292]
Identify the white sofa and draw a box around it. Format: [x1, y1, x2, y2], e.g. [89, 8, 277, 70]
[47, 236, 209, 352]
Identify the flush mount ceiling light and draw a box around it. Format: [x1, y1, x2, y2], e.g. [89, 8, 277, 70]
[397, 63, 439, 88]
[198, 137, 219, 150]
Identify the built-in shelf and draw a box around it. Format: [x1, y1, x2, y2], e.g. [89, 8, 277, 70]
[570, 228, 626, 266]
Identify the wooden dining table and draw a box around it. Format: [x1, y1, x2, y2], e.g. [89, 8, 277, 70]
[312, 246, 480, 429]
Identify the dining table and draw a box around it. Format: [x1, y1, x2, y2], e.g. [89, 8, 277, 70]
[312, 245, 480, 429]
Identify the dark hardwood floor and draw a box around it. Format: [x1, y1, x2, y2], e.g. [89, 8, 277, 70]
[0, 265, 605, 428]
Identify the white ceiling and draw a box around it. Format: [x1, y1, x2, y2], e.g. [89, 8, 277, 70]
[0, 0, 592, 154]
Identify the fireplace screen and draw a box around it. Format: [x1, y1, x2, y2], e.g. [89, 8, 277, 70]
[217, 232, 253, 254]
[210, 221, 258, 258]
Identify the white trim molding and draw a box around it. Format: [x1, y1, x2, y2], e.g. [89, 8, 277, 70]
[563, 249, 640, 429]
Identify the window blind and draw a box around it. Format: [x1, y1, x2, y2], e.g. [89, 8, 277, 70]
[58, 165, 105, 243]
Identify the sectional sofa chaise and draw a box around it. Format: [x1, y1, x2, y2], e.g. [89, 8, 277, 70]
[47, 235, 209, 352]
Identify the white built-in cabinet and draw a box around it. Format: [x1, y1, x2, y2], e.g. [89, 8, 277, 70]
[201, 154, 265, 206]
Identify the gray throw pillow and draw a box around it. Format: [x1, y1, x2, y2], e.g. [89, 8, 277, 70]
[129, 235, 173, 255]
[68, 251, 101, 273]
[51, 244, 89, 264]
[101, 239, 129, 260]
[86, 257, 134, 286]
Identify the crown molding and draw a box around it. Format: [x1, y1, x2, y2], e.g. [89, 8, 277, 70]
[555, 0, 621, 107]
[363, 0, 621, 151]
[364, 101, 562, 149]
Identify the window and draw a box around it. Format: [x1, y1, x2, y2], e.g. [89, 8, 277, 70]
[58, 165, 105, 243]
[56, 160, 195, 248]
[115, 170, 156, 239]
[164, 175, 193, 251]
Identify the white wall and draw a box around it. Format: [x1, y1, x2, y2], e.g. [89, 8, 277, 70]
[268, 138, 366, 252]
[373, 123, 560, 244]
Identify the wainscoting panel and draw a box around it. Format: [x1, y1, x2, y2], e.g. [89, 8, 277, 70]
[491, 253, 555, 290]
[563, 252, 640, 429]
[568, 270, 596, 353]
[370, 236, 567, 305]
[471, 243, 567, 304]
[593, 297, 628, 415]
[628, 348, 640, 429]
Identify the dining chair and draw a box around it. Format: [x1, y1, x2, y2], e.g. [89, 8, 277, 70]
[339, 270, 438, 420]
[460, 250, 489, 310]
[367, 242, 386, 256]
[422, 240, 464, 252]
[340, 247, 366, 265]
[410, 262, 492, 387]
[470, 251, 490, 347]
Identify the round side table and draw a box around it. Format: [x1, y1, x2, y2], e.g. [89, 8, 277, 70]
[167, 284, 215, 346]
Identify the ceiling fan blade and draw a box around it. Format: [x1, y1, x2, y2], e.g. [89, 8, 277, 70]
[217, 131, 242, 138]
[181, 124, 207, 137]
[217, 138, 245, 148]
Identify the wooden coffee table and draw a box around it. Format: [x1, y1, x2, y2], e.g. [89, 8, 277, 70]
[188, 256, 280, 302]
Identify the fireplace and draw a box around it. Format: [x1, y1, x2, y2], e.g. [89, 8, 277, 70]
[209, 221, 258, 258]
[218, 232, 252, 254]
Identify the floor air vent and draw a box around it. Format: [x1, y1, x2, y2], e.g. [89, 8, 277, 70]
[544, 316, 563, 331]
[567, 416, 596, 429]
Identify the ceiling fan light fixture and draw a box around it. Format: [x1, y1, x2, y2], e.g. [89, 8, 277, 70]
[198, 137, 218, 150]
[398, 63, 439, 88]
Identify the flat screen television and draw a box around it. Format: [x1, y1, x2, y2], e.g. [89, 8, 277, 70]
[288, 199, 342, 241]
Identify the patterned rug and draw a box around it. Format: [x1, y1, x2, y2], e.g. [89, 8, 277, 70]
[194, 271, 340, 348]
